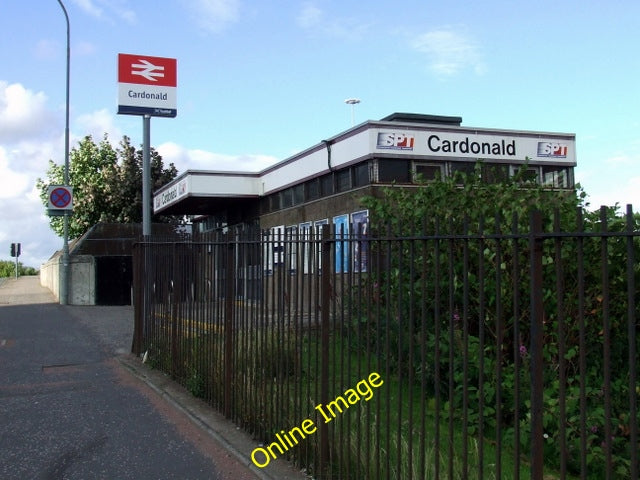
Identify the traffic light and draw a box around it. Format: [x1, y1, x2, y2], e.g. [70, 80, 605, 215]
[10, 243, 20, 257]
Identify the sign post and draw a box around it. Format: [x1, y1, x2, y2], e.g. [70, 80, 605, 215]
[117, 53, 177, 236]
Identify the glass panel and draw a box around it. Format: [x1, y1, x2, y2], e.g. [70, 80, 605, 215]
[511, 165, 539, 184]
[542, 166, 572, 188]
[321, 174, 334, 195]
[353, 163, 369, 187]
[270, 193, 281, 211]
[336, 169, 351, 192]
[414, 163, 442, 182]
[450, 162, 477, 181]
[306, 178, 320, 201]
[482, 164, 509, 184]
[282, 188, 293, 208]
[293, 184, 304, 204]
[378, 159, 410, 183]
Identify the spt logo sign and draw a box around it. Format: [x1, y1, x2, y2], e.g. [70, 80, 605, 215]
[537, 142, 568, 158]
[377, 132, 415, 150]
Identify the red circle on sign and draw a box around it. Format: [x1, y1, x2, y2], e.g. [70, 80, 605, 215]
[50, 187, 71, 208]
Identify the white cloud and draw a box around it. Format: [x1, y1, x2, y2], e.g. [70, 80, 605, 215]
[0, 81, 66, 267]
[296, 2, 372, 40]
[75, 41, 98, 57]
[0, 82, 57, 143]
[71, 0, 104, 18]
[411, 26, 486, 76]
[604, 152, 638, 166]
[184, 0, 240, 34]
[34, 39, 60, 61]
[584, 176, 640, 212]
[75, 108, 122, 143]
[297, 3, 323, 29]
[71, 0, 137, 24]
[157, 141, 278, 173]
[0, 147, 30, 199]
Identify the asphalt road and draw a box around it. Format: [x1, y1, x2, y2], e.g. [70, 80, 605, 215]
[0, 277, 259, 480]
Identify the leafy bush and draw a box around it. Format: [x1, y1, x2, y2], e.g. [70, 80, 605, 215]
[354, 163, 639, 476]
[0, 260, 38, 277]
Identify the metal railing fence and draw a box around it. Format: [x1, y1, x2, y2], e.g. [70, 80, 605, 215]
[132, 206, 639, 479]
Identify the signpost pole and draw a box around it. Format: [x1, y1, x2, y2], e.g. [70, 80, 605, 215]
[57, 0, 71, 305]
[142, 115, 151, 237]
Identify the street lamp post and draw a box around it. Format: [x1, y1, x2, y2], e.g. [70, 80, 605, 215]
[344, 98, 361, 126]
[57, 0, 70, 305]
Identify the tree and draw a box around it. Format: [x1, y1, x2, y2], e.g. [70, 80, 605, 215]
[37, 134, 178, 239]
[0, 260, 38, 277]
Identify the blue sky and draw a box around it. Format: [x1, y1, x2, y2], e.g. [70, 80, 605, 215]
[1, 0, 639, 268]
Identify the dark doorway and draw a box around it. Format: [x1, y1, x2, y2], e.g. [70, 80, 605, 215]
[95, 256, 132, 305]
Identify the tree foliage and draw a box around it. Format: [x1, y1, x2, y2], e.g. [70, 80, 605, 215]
[0, 260, 38, 277]
[36, 134, 178, 239]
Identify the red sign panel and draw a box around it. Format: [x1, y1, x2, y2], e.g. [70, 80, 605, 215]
[118, 53, 177, 87]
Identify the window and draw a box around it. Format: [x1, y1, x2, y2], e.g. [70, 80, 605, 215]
[542, 166, 573, 188]
[377, 159, 410, 183]
[353, 163, 370, 187]
[282, 188, 293, 208]
[511, 165, 539, 184]
[336, 169, 352, 192]
[293, 184, 304, 204]
[321, 174, 334, 196]
[413, 162, 443, 182]
[481, 164, 509, 184]
[270, 193, 281, 212]
[450, 162, 477, 181]
[305, 178, 320, 201]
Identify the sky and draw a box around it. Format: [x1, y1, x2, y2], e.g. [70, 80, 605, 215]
[1, 0, 639, 269]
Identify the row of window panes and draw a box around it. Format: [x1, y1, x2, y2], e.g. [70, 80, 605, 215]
[261, 159, 574, 214]
[261, 163, 371, 214]
[380, 160, 573, 188]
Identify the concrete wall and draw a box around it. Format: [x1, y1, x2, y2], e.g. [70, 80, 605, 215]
[40, 256, 60, 301]
[40, 255, 96, 305]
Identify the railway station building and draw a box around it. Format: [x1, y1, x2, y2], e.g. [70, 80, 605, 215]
[153, 112, 576, 239]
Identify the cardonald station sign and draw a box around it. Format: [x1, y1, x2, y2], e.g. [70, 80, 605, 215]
[118, 53, 177, 117]
[374, 130, 576, 164]
[154, 178, 188, 213]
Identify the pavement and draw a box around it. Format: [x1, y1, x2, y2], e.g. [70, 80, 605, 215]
[0, 276, 307, 480]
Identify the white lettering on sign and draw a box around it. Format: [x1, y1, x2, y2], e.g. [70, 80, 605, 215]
[154, 180, 187, 212]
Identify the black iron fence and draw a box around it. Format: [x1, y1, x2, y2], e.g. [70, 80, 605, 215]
[132, 206, 639, 479]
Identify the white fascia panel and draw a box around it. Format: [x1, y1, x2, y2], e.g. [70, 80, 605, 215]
[261, 130, 371, 194]
[190, 173, 260, 196]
